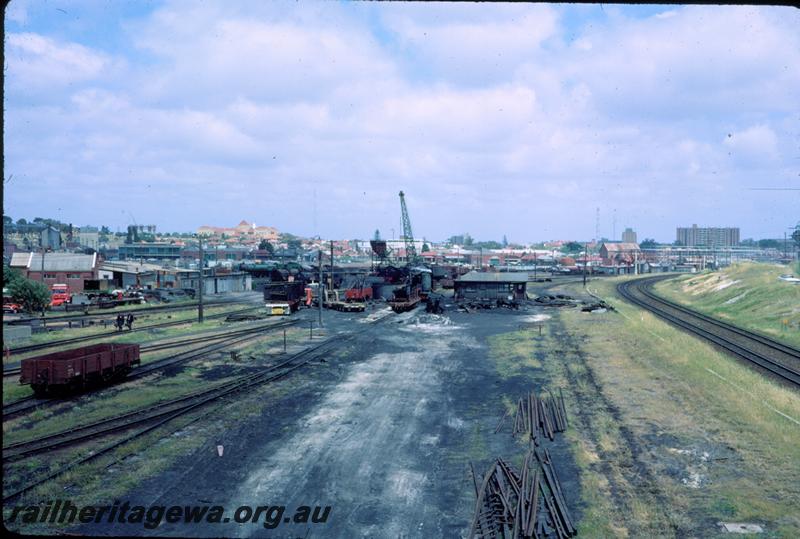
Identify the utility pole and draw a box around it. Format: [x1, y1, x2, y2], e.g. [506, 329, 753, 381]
[534, 251, 537, 280]
[197, 237, 204, 323]
[317, 249, 324, 327]
[40, 247, 47, 317]
[330, 240, 334, 290]
[479, 247, 483, 271]
[582, 243, 588, 287]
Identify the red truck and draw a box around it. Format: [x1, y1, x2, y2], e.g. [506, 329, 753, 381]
[50, 284, 70, 307]
[20, 343, 140, 395]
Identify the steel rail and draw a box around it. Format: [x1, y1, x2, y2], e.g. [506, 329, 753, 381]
[2, 320, 296, 420]
[617, 278, 800, 388]
[2, 313, 389, 502]
[637, 276, 800, 360]
[6, 305, 261, 355]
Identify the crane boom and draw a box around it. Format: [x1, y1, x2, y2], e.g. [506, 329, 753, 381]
[399, 191, 418, 265]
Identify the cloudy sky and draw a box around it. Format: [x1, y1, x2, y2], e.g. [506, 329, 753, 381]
[4, 1, 799, 243]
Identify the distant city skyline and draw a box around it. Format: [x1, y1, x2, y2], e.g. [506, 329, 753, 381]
[4, 2, 799, 243]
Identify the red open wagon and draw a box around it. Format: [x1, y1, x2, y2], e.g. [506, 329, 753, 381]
[20, 343, 140, 395]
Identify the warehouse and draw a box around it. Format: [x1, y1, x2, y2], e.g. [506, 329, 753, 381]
[9, 252, 98, 292]
[454, 271, 528, 302]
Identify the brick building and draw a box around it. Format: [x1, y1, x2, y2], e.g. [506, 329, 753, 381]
[9, 252, 99, 293]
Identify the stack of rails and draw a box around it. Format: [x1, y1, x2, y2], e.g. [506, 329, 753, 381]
[469, 448, 576, 538]
[495, 390, 568, 443]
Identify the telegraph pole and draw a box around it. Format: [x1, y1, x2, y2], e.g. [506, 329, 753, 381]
[40, 246, 47, 317]
[317, 249, 324, 327]
[582, 243, 588, 287]
[197, 237, 204, 322]
[330, 240, 334, 290]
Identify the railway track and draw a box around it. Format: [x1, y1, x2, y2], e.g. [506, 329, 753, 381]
[2, 319, 298, 419]
[617, 276, 800, 388]
[3, 322, 294, 378]
[5, 304, 262, 356]
[3, 295, 249, 326]
[2, 312, 390, 502]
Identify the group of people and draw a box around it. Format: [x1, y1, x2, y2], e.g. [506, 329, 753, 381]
[114, 313, 136, 331]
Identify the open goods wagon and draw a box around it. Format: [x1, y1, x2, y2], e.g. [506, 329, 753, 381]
[20, 343, 140, 395]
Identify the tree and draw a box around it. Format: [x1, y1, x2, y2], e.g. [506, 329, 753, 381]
[259, 239, 275, 253]
[422, 243, 430, 252]
[8, 275, 51, 313]
[463, 233, 474, 247]
[502, 235, 508, 247]
[564, 241, 583, 253]
[16, 218, 27, 225]
[3, 215, 12, 226]
[758, 239, 780, 249]
[287, 239, 302, 250]
[373, 229, 381, 240]
[639, 238, 658, 249]
[3, 265, 23, 288]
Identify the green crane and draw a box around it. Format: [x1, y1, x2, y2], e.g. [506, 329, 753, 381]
[399, 191, 419, 265]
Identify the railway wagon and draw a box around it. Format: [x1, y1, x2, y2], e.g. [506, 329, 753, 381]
[263, 281, 306, 314]
[20, 343, 140, 395]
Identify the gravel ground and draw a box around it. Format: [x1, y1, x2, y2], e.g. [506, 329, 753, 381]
[73, 301, 579, 538]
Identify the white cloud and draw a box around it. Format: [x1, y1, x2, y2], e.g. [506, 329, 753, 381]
[4, 4, 799, 239]
[6, 32, 111, 89]
[723, 125, 779, 161]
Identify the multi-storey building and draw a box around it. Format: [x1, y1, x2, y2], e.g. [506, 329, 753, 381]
[676, 225, 740, 247]
[621, 228, 637, 244]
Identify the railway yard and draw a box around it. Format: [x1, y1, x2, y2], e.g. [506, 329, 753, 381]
[0, 266, 797, 538]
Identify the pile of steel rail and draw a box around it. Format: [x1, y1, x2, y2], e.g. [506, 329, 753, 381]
[473, 388, 575, 538]
[468, 448, 577, 538]
[495, 390, 568, 443]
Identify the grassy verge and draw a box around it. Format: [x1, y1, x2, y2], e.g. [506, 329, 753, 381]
[3, 304, 257, 365]
[575, 277, 800, 537]
[653, 262, 800, 347]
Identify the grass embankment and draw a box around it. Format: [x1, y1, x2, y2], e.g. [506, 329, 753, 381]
[577, 277, 800, 537]
[486, 277, 800, 537]
[653, 262, 800, 348]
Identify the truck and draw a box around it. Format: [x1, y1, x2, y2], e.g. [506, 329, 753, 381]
[50, 284, 70, 307]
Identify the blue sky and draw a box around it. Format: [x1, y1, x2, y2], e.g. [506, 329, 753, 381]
[4, 1, 799, 243]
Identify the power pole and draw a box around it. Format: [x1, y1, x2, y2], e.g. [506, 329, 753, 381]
[40, 247, 47, 317]
[197, 238, 204, 322]
[330, 240, 334, 290]
[582, 243, 588, 287]
[318, 249, 324, 327]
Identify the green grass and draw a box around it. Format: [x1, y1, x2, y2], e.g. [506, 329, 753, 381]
[653, 262, 800, 347]
[582, 277, 800, 537]
[486, 329, 541, 378]
[4, 304, 253, 365]
[40, 298, 198, 319]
